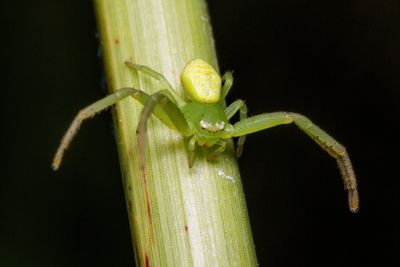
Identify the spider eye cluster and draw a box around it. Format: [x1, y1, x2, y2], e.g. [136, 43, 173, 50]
[200, 120, 225, 132]
[181, 59, 221, 104]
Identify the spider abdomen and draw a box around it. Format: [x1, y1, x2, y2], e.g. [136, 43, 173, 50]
[181, 59, 221, 104]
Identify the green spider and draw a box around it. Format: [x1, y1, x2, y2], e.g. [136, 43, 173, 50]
[52, 58, 359, 212]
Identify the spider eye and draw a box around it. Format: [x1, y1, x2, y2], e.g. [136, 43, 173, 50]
[215, 122, 225, 130]
[200, 120, 211, 129]
[199, 120, 225, 132]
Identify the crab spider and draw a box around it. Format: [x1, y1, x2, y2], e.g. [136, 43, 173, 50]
[52, 59, 359, 212]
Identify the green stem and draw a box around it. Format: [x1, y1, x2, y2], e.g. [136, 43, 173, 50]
[94, 0, 257, 266]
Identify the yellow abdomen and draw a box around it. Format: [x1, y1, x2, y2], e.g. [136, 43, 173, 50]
[180, 59, 221, 103]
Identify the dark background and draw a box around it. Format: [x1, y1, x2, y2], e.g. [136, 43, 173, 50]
[2, 0, 399, 266]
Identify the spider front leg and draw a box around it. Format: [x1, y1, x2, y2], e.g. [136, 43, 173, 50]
[132, 91, 192, 238]
[52, 88, 137, 170]
[125, 61, 186, 107]
[226, 112, 359, 212]
[135, 91, 191, 176]
[52, 87, 190, 170]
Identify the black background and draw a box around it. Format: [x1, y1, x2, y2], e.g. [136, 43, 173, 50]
[2, 0, 399, 266]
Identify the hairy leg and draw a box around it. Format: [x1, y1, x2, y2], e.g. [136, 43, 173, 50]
[226, 112, 359, 212]
[52, 87, 190, 170]
[53, 88, 135, 170]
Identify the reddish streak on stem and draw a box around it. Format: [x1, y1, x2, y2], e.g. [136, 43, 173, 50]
[138, 138, 155, 244]
[143, 172, 153, 225]
[145, 253, 149, 267]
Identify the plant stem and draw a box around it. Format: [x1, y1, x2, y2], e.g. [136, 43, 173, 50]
[94, 0, 258, 266]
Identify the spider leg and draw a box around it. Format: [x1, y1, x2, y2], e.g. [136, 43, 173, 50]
[125, 61, 185, 107]
[135, 91, 193, 223]
[136, 89, 193, 185]
[135, 91, 183, 238]
[225, 99, 248, 157]
[220, 71, 234, 100]
[52, 87, 190, 170]
[136, 91, 191, 172]
[206, 140, 227, 161]
[140, 89, 192, 135]
[225, 112, 359, 212]
[53, 88, 134, 170]
[187, 136, 198, 167]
